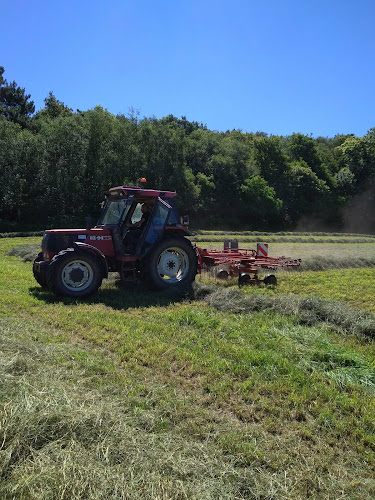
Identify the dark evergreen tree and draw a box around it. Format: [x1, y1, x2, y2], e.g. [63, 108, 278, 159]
[0, 66, 35, 129]
[35, 92, 73, 119]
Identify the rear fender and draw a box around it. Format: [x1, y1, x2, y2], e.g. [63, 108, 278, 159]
[72, 242, 109, 278]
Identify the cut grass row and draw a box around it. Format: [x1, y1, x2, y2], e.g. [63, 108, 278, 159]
[1, 237, 375, 499]
[191, 236, 375, 244]
[205, 268, 375, 314]
[197, 239, 375, 263]
[194, 230, 375, 238]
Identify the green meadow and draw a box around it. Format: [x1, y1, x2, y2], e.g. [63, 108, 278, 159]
[1, 235, 375, 499]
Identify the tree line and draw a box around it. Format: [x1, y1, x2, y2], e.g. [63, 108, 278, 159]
[1, 65, 375, 232]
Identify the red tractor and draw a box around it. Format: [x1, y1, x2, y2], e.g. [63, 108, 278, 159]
[33, 185, 198, 297]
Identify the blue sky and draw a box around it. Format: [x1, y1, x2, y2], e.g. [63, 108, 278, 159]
[2, 0, 375, 137]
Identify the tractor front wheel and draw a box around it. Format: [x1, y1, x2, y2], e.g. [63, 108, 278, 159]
[143, 236, 197, 292]
[33, 252, 48, 288]
[47, 249, 103, 297]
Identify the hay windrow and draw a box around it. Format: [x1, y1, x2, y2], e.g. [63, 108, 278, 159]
[193, 283, 375, 339]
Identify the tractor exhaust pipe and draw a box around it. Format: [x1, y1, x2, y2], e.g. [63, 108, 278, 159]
[85, 215, 93, 230]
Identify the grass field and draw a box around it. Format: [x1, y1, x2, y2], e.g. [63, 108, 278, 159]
[1, 235, 375, 499]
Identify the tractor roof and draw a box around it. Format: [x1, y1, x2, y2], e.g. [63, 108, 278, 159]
[106, 185, 176, 199]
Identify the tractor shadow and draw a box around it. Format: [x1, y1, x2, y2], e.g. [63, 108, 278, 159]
[29, 279, 202, 311]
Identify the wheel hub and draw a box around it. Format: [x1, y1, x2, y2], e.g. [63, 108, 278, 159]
[156, 248, 190, 283]
[69, 268, 85, 283]
[62, 261, 92, 290]
[158, 252, 181, 278]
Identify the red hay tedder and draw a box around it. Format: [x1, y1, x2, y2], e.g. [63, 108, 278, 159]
[33, 182, 301, 297]
[198, 241, 301, 286]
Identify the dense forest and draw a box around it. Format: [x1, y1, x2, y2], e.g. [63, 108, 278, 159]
[1, 66, 375, 232]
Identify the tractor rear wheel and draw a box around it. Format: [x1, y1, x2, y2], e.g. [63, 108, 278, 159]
[33, 252, 48, 288]
[143, 236, 197, 292]
[47, 249, 103, 297]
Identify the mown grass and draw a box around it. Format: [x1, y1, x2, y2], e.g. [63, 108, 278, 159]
[1, 317, 247, 499]
[1, 236, 375, 499]
[206, 267, 375, 314]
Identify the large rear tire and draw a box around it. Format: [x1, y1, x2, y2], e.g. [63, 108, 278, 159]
[47, 249, 103, 298]
[142, 236, 197, 292]
[33, 252, 48, 288]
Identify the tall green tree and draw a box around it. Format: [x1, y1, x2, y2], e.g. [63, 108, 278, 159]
[282, 160, 331, 224]
[287, 133, 333, 186]
[335, 135, 375, 189]
[137, 117, 201, 212]
[40, 115, 87, 225]
[251, 136, 289, 197]
[241, 175, 283, 228]
[185, 128, 221, 176]
[0, 119, 44, 226]
[0, 66, 35, 129]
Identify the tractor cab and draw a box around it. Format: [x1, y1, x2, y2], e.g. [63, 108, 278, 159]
[96, 185, 191, 258]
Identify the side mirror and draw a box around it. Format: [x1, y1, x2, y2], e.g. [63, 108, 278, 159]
[180, 215, 189, 226]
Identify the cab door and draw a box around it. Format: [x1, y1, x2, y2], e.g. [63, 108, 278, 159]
[136, 198, 171, 258]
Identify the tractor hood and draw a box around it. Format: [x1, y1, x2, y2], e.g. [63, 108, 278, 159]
[42, 228, 115, 259]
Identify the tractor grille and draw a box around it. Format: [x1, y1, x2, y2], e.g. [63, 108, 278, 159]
[42, 232, 80, 253]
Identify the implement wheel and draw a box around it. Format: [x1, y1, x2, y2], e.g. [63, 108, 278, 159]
[47, 249, 103, 297]
[217, 269, 229, 280]
[264, 274, 277, 286]
[143, 236, 197, 291]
